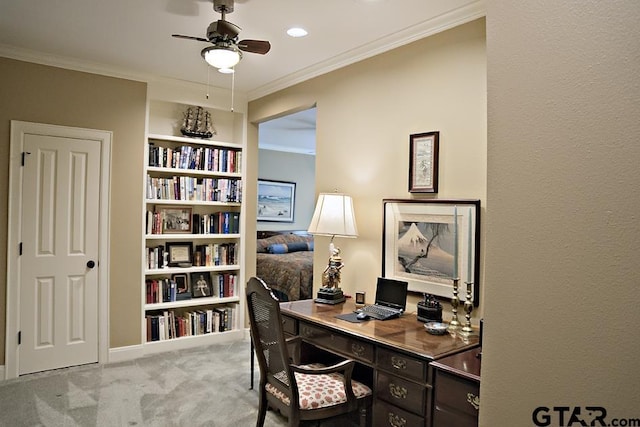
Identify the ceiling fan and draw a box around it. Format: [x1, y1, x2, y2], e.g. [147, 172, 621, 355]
[172, 0, 271, 70]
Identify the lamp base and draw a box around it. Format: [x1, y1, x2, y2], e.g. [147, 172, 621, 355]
[314, 287, 346, 305]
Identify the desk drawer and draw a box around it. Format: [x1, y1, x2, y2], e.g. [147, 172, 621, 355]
[378, 347, 427, 382]
[281, 315, 297, 335]
[299, 322, 374, 363]
[377, 372, 426, 416]
[374, 399, 424, 427]
[434, 370, 480, 419]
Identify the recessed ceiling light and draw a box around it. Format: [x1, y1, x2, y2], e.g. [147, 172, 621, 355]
[287, 27, 308, 38]
[218, 67, 235, 74]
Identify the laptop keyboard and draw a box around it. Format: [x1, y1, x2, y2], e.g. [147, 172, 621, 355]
[360, 305, 400, 320]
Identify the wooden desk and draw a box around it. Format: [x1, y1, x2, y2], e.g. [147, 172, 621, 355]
[280, 299, 479, 427]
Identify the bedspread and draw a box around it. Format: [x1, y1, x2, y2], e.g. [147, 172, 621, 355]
[256, 251, 313, 301]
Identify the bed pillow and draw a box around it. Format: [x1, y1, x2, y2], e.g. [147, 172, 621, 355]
[257, 233, 313, 253]
[267, 241, 313, 254]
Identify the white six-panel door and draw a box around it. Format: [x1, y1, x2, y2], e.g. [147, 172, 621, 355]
[6, 121, 110, 379]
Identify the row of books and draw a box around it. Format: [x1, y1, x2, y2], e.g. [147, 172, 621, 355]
[146, 210, 240, 235]
[146, 306, 234, 342]
[145, 242, 238, 270]
[148, 143, 242, 173]
[193, 212, 240, 234]
[146, 175, 242, 203]
[145, 273, 237, 304]
[193, 242, 238, 267]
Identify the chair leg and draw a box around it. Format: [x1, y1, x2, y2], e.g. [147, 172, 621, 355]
[257, 391, 268, 427]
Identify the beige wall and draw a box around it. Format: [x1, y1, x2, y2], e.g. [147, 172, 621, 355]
[248, 19, 487, 315]
[481, 2, 640, 424]
[0, 58, 147, 363]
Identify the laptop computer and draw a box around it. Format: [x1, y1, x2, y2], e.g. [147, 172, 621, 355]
[358, 277, 408, 320]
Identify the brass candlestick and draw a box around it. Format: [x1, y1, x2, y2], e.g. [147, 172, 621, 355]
[448, 278, 461, 330]
[460, 281, 475, 336]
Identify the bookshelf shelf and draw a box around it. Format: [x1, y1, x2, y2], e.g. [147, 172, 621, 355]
[145, 233, 240, 241]
[142, 98, 246, 353]
[145, 200, 241, 207]
[145, 296, 240, 311]
[145, 265, 240, 275]
[146, 166, 241, 178]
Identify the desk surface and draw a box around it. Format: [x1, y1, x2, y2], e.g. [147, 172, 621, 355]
[280, 299, 478, 361]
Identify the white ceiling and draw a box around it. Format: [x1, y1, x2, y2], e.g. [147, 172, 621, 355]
[0, 0, 485, 101]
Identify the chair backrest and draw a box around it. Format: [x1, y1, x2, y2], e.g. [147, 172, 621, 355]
[246, 277, 294, 396]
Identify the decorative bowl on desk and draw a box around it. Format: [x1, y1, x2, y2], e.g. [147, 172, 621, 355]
[424, 322, 448, 335]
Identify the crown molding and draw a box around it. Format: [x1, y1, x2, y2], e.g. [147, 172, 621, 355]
[247, 0, 486, 101]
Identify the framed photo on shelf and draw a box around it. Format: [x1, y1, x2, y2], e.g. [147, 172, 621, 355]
[257, 179, 296, 222]
[172, 273, 191, 301]
[165, 241, 193, 266]
[158, 206, 193, 234]
[409, 131, 439, 193]
[190, 272, 212, 298]
[382, 199, 480, 305]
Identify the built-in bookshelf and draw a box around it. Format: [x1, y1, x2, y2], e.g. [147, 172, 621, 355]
[142, 98, 246, 353]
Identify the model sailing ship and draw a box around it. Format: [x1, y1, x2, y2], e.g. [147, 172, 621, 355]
[180, 106, 216, 139]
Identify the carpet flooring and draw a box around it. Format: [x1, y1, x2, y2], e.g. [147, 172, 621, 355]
[0, 338, 357, 427]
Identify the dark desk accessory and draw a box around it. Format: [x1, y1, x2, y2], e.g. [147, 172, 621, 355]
[417, 293, 443, 323]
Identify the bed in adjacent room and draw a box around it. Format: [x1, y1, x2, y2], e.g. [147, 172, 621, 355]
[256, 231, 314, 301]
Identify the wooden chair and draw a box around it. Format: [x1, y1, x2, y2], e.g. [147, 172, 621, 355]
[246, 277, 372, 427]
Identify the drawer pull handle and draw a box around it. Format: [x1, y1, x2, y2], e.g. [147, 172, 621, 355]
[467, 392, 480, 410]
[351, 343, 365, 357]
[389, 383, 408, 399]
[391, 356, 407, 370]
[388, 412, 407, 427]
[301, 326, 313, 337]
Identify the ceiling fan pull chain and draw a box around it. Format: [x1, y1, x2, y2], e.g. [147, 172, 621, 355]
[206, 65, 210, 100]
[231, 67, 235, 112]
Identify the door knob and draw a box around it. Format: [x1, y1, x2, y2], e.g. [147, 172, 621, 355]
[87, 260, 96, 269]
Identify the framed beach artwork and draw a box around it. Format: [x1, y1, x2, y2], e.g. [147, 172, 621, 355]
[257, 179, 296, 222]
[382, 199, 480, 305]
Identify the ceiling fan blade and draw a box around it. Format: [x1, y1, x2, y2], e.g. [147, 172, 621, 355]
[172, 34, 208, 42]
[237, 39, 271, 55]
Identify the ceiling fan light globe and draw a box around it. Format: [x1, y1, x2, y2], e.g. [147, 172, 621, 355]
[201, 46, 242, 69]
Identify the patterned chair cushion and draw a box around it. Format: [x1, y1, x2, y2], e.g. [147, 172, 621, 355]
[266, 363, 372, 410]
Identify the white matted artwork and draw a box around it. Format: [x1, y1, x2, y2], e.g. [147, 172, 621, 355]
[257, 179, 296, 222]
[382, 199, 480, 305]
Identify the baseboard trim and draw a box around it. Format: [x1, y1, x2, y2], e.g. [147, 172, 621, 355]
[108, 344, 144, 363]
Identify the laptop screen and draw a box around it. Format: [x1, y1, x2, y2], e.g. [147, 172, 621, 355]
[375, 277, 408, 311]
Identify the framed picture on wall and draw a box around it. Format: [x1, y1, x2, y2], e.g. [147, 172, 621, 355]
[257, 179, 296, 222]
[382, 199, 480, 305]
[409, 131, 439, 193]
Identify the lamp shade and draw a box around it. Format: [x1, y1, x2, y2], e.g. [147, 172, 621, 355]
[201, 46, 242, 69]
[307, 193, 358, 238]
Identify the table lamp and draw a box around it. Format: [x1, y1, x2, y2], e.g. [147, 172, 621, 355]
[307, 193, 358, 304]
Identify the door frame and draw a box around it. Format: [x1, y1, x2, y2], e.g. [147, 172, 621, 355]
[5, 120, 112, 379]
